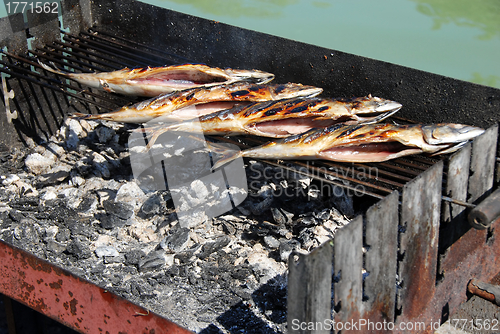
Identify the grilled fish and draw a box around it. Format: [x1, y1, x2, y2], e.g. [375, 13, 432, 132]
[39, 62, 275, 97]
[71, 82, 323, 123]
[211, 123, 485, 169]
[144, 95, 402, 148]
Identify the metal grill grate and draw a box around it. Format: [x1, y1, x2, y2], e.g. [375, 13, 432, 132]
[1, 29, 448, 201]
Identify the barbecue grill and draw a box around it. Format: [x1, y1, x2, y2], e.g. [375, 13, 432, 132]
[0, 1, 499, 333]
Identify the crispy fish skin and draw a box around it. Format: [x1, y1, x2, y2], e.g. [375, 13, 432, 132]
[40, 62, 275, 97]
[71, 82, 323, 123]
[144, 95, 402, 148]
[211, 123, 485, 169]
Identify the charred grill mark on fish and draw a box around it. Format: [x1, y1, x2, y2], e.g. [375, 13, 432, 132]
[71, 82, 323, 124]
[210, 123, 484, 169]
[230, 90, 250, 98]
[39, 62, 276, 97]
[143, 95, 402, 149]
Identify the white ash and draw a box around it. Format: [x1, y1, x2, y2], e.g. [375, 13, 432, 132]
[0, 118, 352, 334]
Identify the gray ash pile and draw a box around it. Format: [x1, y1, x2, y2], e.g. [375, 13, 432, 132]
[0, 118, 350, 333]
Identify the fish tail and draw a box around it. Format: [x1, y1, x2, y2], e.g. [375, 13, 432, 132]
[211, 150, 243, 171]
[145, 128, 168, 151]
[70, 112, 99, 120]
[38, 60, 70, 76]
[357, 106, 402, 124]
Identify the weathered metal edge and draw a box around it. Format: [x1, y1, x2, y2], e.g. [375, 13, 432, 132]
[0, 239, 193, 334]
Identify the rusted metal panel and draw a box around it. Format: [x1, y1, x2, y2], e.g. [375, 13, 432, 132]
[333, 215, 363, 333]
[439, 143, 471, 258]
[428, 216, 500, 329]
[363, 191, 399, 328]
[442, 143, 471, 224]
[468, 124, 498, 203]
[0, 240, 193, 334]
[288, 240, 333, 334]
[396, 160, 443, 329]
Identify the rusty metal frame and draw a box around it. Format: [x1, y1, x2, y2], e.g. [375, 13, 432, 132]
[288, 125, 500, 334]
[0, 240, 193, 334]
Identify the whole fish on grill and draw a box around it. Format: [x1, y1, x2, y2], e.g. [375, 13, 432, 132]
[143, 95, 402, 149]
[210, 123, 485, 169]
[71, 82, 323, 123]
[39, 62, 275, 97]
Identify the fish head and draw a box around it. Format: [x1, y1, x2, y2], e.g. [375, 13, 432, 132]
[348, 95, 402, 123]
[422, 123, 485, 145]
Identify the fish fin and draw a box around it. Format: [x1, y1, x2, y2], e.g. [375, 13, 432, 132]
[429, 141, 468, 156]
[211, 150, 243, 171]
[38, 60, 70, 76]
[356, 106, 402, 124]
[145, 127, 168, 151]
[204, 140, 237, 155]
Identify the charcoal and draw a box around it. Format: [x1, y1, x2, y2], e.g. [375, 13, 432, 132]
[95, 125, 116, 144]
[232, 287, 252, 301]
[102, 200, 133, 220]
[95, 245, 120, 258]
[175, 245, 201, 264]
[98, 214, 125, 230]
[138, 250, 166, 272]
[250, 196, 274, 216]
[124, 249, 146, 266]
[299, 215, 317, 226]
[66, 119, 84, 150]
[2, 174, 20, 186]
[66, 239, 92, 260]
[35, 170, 70, 187]
[67, 218, 93, 238]
[314, 208, 331, 221]
[231, 266, 252, 280]
[43, 225, 59, 240]
[46, 201, 78, 223]
[0, 113, 355, 333]
[0, 212, 12, 229]
[24, 152, 55, 175]
[252, 225, 269, 237]
[115, 182, 147, 211]
[8, 209, 25, 222]
[10, 198, 39, 212]
[159, 226, 190, 253]
[104, 254, 125, 264]
[46, 240, 67, 254]
[165, 265, 180, 277]
[263, 235, 280, 249]
[270, 207, 287, 225]
[13, 219, 39, 243]
[221, 221, 236, 235]
[198, 236, 230, 259]
[76, 194, 98, 213]
[138, 193, 161, 219]
[279, 240, 300, 262]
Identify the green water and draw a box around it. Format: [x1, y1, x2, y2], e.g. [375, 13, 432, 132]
[140, 0, 500, 90]
[1, 0, 499, 89]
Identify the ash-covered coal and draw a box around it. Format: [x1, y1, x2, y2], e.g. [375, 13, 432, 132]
[0, 118, 350, 333]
